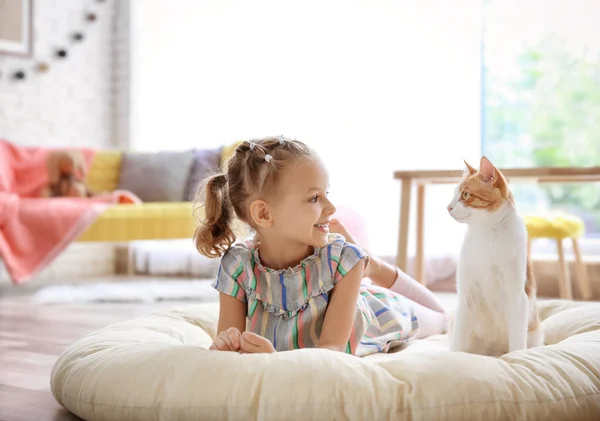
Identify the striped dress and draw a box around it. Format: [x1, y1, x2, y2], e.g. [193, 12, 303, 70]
[212, 233, 419, 357]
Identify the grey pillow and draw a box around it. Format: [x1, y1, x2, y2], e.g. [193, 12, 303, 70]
[117, 150, 196, 202]
[183, 147, 223, 201]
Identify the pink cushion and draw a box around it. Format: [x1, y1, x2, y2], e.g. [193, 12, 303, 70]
[333, 204, 370, 250]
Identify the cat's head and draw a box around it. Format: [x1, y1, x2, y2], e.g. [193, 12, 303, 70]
[447, 156, 514, 224]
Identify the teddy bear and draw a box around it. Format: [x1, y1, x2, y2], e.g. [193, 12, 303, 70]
[42, 150, 94, 198]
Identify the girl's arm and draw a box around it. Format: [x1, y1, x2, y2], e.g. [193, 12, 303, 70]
[317, 262, 365, 353]
[216, 292, 247, 335]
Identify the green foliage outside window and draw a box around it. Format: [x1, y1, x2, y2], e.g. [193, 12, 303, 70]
[482, 3, 600, 235]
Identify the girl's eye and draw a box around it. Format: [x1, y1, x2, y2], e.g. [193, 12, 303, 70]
[461, 191, 470, 200]
[310, 195, 319, 203]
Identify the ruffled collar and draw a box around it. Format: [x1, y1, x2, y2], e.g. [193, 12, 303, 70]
[250, 244, 321, 275]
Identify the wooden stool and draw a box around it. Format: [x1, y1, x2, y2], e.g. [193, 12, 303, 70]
[524, 213, 592, 300]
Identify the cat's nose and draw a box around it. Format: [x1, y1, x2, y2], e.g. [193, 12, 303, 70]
[447, 205, 453, 212]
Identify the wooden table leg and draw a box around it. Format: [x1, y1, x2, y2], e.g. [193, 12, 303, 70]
[415, 184, 426, 285]
[571, 238, 592, 300]
[556, 239, 573, 300]
[396, 178, 412, 272]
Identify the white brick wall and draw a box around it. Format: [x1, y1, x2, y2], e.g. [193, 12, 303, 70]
[112, 0, 131, 148]
[0, 0, 128, 148]
[0, 0, 131, 286]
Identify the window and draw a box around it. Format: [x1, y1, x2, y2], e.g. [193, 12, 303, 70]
[481, 0, 600, 248]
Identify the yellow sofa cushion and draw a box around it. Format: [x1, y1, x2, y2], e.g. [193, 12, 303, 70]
[524, 212, 585, 239]
[86, 151, 123, 193]
[78, 202, 197, 242]
[77, 201, 247, 243]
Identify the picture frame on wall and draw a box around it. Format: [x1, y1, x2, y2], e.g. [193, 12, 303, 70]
[0, 0, 33, 57]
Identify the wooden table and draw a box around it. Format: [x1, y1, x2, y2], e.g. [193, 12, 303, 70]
[394, 166, 600, 285]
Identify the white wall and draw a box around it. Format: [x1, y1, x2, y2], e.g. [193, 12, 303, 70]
[0, 0, 129, 149]
[130, 0, 482, 257]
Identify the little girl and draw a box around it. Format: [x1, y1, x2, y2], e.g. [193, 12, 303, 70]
[194, 136, 448, 357]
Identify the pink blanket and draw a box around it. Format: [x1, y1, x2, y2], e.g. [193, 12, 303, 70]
[0, 139, 141, 284]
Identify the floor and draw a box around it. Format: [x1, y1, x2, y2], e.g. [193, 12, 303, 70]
[0, 294, 196, 421]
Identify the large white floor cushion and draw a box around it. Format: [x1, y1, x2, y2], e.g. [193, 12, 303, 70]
[51, 300, 600, 420]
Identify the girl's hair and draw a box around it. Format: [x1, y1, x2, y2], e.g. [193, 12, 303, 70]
[193, 135, 317, 258]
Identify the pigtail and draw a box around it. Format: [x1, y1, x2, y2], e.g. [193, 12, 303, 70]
[193, 173, 236, 258]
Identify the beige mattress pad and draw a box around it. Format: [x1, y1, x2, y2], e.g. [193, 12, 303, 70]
[51, 299, 600, 420]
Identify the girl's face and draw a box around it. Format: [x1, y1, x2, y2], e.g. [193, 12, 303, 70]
[267, 157, 336, 248]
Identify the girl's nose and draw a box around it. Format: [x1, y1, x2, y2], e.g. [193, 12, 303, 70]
[325, 198, 336, 215]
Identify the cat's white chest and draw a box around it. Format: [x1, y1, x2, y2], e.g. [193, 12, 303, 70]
[458, 215, 527, 283]
[459, 261, 509, 337]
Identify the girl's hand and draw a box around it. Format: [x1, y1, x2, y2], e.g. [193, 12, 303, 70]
[209, 327, 242, 352]
[240, 331, 276, 354]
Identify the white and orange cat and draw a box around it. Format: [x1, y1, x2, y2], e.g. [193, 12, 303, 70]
[447, 156, 543, 356]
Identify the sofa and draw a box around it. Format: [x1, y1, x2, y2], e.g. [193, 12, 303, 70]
[78, 142, 241, 243]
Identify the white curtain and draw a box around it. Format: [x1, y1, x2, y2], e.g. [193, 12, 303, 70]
[130, 0, 482, 258]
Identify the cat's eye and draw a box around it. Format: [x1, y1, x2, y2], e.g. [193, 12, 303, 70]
[461, 191, 470, 200]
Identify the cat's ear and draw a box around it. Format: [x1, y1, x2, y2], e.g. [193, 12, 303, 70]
[479, 156, 496, 183]
[463, 160, 477, 177]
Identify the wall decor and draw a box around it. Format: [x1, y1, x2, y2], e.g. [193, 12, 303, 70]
[55, 48, 68, 59]
[35, 61, 48, 72]
[0, 0, 107, 84]
[0, 0, 34, 56]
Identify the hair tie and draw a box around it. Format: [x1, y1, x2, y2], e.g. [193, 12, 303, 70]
[249, 142, 256, 151]
[264, 154, 273, 163]
[277, 135, 286, 145]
